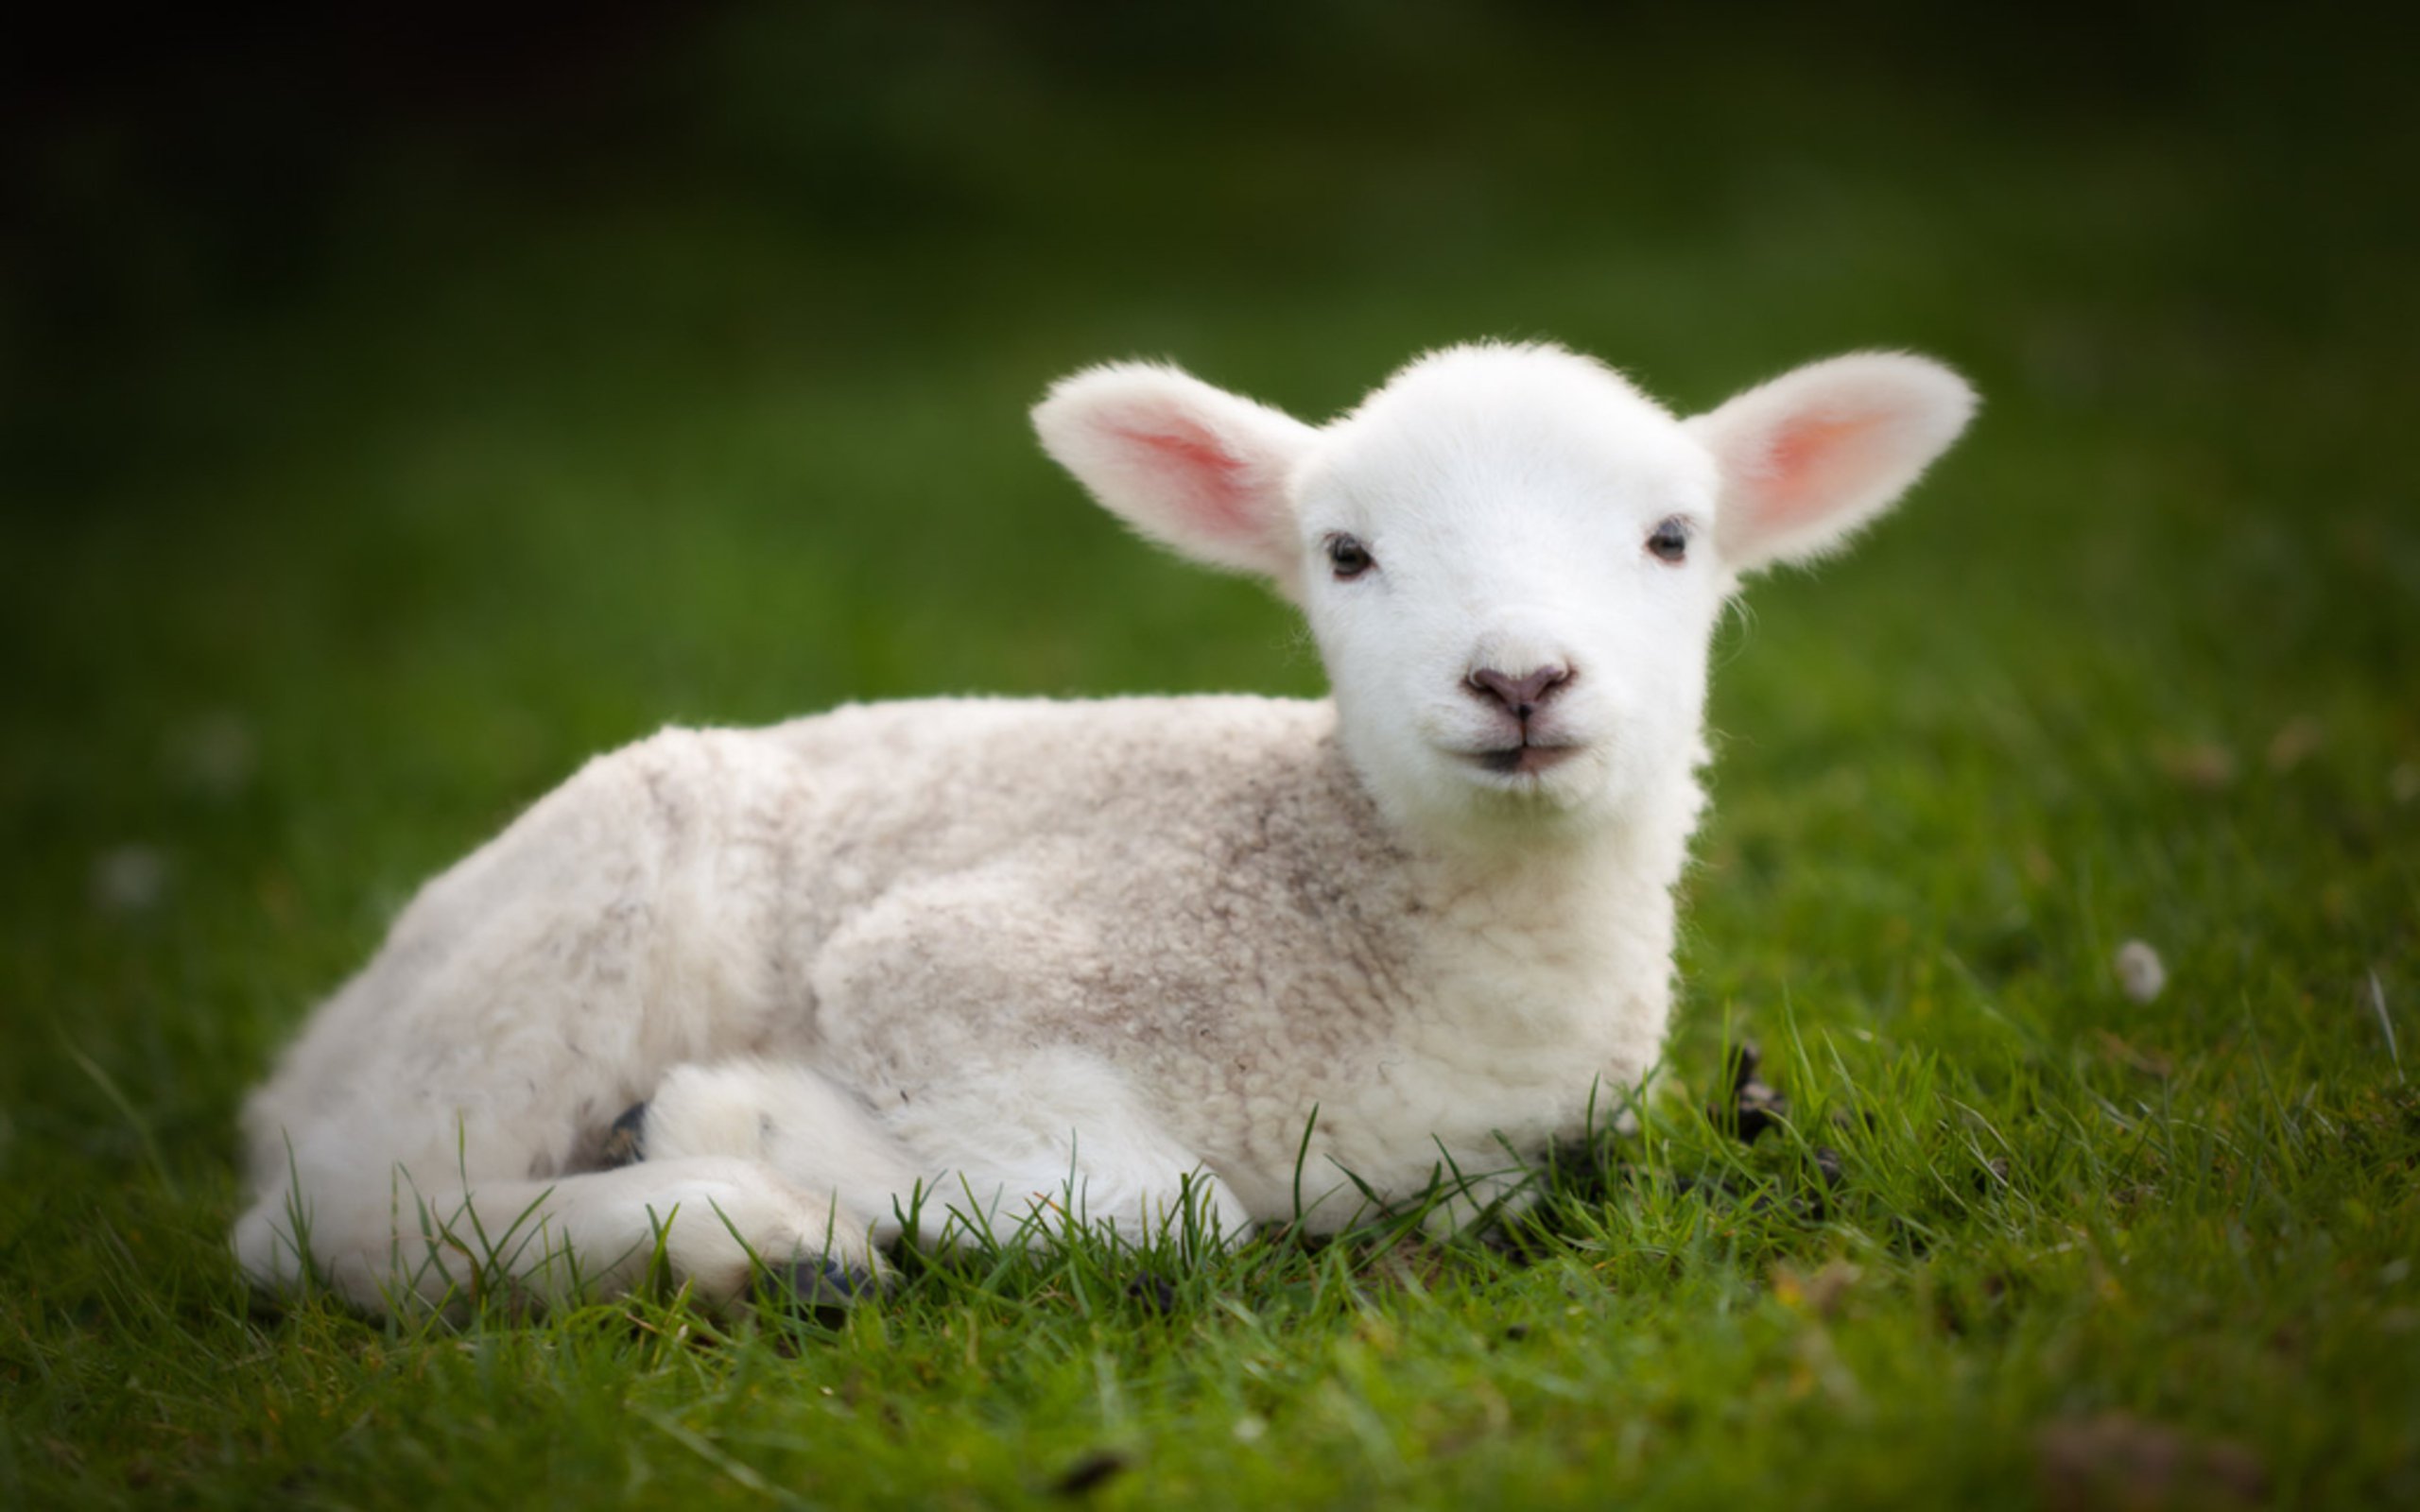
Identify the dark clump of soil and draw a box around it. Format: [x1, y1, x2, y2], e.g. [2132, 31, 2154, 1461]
[1713, 1040, 1789, 1143]
[1696, 1041, 1844, 1216]
[1514, 1039, 1854, 1252]
[1049, 1449, 1133, 1498]
[1124, 1272, 1178, 1315]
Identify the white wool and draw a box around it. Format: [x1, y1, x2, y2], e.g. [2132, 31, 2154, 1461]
[233, 340, 1975, 1312]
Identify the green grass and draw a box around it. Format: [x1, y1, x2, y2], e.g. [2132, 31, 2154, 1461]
[5, 5, 2416, 1506]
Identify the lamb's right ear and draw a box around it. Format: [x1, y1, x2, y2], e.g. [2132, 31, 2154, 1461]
[1032, 362, 1318, 582]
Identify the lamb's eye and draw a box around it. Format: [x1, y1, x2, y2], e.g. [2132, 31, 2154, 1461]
[1325, 533, 1375, 580]
[1647, 517, 1690, 564]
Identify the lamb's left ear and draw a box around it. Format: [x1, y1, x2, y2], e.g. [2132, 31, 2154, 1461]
[1032, 361, 1319, 584]
[1686, 352, 1976, 573]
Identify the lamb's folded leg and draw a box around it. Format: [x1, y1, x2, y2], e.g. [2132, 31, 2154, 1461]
[624, 1051, 1250, 1256]
[886, 1048, 1254, 1253]
[232, 1154, 883, 1314]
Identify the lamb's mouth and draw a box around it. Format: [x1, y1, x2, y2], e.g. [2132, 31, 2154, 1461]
[1472, 743, 1582, 777]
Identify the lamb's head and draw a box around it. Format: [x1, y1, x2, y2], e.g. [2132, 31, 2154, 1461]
[1034, 341, 1974, 840]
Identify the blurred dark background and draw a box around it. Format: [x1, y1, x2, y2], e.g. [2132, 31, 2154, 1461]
[9, 0, 2408, 502]
[2, 2, 2412, 1094]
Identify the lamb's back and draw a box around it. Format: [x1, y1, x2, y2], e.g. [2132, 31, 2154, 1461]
[761, 695, 1378, 904]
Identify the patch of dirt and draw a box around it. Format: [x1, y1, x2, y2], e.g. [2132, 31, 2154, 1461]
[2034, 1413, 2267, 1510]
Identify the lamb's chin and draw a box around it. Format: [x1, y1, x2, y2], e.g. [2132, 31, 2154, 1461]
[1426, 749, 1610, 823]
[1468, 744, 1582, 778]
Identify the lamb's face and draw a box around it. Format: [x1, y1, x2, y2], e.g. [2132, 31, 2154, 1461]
[1288, 349, 1727, 831]
[1033, 340, 1974, 841]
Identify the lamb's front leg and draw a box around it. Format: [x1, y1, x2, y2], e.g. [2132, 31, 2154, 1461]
[894, 1047, 1255, 1250]
[779, 865, 1257, 1252]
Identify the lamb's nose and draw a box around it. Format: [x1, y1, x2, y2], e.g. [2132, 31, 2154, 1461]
[1467, 664, 1572, 721]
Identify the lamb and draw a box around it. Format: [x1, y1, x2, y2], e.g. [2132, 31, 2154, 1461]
[232, 339, 1975, 1314]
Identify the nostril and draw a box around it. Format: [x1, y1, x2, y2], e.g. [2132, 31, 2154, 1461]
[1467, 664, 1573, 719]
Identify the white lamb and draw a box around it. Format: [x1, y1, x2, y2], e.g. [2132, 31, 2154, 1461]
[233, 340, 1974, 1314]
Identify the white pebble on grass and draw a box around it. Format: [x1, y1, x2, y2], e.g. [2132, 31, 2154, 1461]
[2115, 939, 2167, 1004]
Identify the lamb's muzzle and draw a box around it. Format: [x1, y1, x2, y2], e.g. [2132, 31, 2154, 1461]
[1466, 663, 1573, 723]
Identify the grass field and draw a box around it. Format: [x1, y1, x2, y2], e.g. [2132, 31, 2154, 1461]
[4, 6, 2416, 1506]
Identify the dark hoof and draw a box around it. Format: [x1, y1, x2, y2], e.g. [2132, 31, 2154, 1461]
[1124, 1271, 1177, 1315]
[760, 1258, 876, 1326]
[599, 1101, 649, 1168]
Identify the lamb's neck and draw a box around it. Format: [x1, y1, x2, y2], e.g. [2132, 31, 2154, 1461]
[1386, 798, 1692, 1079]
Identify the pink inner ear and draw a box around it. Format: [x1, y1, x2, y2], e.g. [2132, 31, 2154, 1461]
[1115, 421, 1261, 540]
[1758, 410, 1889, 526]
